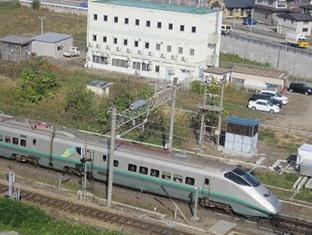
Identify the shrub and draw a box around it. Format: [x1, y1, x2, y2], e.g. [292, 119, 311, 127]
[32, 0, 40, 10]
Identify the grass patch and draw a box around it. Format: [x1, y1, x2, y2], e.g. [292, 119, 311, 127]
[258, 128, 278, 144]
[0, 198, 123, 235]
[294, 189, 312, 203]
[253, 170, 298, 190]
[220, 53, 271, 67]
[269, 188, 293, 200]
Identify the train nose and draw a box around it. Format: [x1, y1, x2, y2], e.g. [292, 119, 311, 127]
[266, 194, 282, 215]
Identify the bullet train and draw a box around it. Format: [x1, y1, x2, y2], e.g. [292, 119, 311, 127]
[0, 114, 281, 217]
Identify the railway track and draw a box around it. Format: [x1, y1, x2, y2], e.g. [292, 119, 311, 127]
[0, 184, 192, 235]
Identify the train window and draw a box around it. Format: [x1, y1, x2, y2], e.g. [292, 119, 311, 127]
[12, 138, 18, 145]
[102, 154, 107, 161]
[205, 178, 210, 186]
[139, 166, 148, 175]
[5, 136, 11, 143]
[185, 177, 195, 185]
[173, 174, 183, 183]
[33, 139, 37, 145]
[150, 169, 159, 177]
[113, 160, 119, 167]
[0, 134, 3, 142]
[20, 139, 26, 147]
[232, 167, 260, 187]
[224, 172, 250, 186]
[162, 172, 171, 180]
[128, 164, 137, 172]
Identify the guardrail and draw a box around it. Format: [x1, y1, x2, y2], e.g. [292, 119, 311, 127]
[19, 0, 87, 11]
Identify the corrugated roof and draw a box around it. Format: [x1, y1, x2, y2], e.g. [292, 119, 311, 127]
[277, 12, 312, 21]
[226, 116, 259, 127]
[33, 32, 73, 43]
[232, 65, 287, 80]
[95, 0, 216, 14]
[0, 35, 33, 45]
[224, 0, 254, 9]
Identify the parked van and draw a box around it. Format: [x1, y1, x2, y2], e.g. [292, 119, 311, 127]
[221, 24, 232, 35]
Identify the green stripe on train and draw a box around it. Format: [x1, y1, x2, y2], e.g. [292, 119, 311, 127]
[0, 142, 271, 215]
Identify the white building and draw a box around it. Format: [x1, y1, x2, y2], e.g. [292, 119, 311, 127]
[86, 0, 222, 81]
[277, 13, 312, 36]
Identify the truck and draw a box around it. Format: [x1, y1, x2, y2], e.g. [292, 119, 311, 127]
[63, 47, 81, 57]
[285, 32, 310, 48]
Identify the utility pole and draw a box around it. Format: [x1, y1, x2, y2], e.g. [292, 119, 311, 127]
[38, 16, 46, 35]
[216, 82, 224, 147]
[107, 107, 116, 207]
[199, 85, 208, 145]
[168, 77, 178, 152]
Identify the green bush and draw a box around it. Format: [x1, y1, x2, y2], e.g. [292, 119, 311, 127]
[32, 0, 40, 10]
[258, 128, 277, 144]
[0, 198, 123, 235]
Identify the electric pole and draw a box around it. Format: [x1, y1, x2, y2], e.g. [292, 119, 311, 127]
[168, 77, 178, 152]
[107, 107, 116, 207]
[38, 16, 46, 35]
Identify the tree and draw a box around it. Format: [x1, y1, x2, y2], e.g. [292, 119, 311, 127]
[18, 69, 58, 103]
[32, 0, 40, 10]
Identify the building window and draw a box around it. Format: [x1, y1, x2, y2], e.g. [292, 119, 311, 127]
[57, 46, 63, 51]
[114, 16, 118, 23]
[93, 55, 105, 64]
[146, 20, 150, 27]
[302, 28, 308, 32]
[134, 40, 139, 47]
[180, 25, 184, 31]
[142, 62, 148, 71]
[150, 169, 159, 177]
[104, 15, 108, 22]
[124, 39, 128, 46]
[93, 14, 98, 21]
[113, 160, 119, 167]
[156, 43, 160, 51]
[135, 19, 140, 26]
[139, 166, 148, 175]
[185, 177, 195, 185]
[103, 36, 107, 43]
[167, 45, 172, 52]
[191, 26, 196, 33]
[112, 58, 128, 68]
[128, 164, 137, 172]
[178, 47, 183, 54]
[168, 23, 173, 30]
[124, 17, 129, 24]
[93, 34, 97, 42]
[157, 22, 162, 29]
[190, 48, 195, 56]
[113, 37, 117, 44]
[132, 61, 141, 70]
[155, 65, 160, 73]
[102, 154, 107, 161]
[145, 42, 149, 49]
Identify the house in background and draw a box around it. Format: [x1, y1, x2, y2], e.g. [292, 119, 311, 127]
[86, 80, 113, 97]
[0, 35, 33, 62]
[32, 32, 73, 58]
[277, 13, 312, 36]
[223, 0, 254, 19]
[203, 67, 231, 83]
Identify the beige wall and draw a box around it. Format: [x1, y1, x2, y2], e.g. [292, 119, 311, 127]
[223, 8, 249, 19]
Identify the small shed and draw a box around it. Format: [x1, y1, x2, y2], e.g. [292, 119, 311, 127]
[0, 35, 33, 62]
[86, 80, 113, 97]
[231, 65, 288, 92]
[203, 67, 231, 83]
[300, 159, 312, 177]
[32, 32, 73, 58]
[224, 116, 259, 155]
[296, 143, 312, 168]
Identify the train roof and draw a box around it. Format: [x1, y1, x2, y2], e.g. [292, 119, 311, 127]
[0, 114, 234, 174]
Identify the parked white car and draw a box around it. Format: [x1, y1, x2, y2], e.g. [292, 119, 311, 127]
[260, 90, 288, 105]
[248, 99, 280, 113]
[63, 47, 81, 57]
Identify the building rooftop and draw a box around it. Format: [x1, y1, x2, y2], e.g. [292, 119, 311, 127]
[0, 35, 33, 45]
[33, 32, 73, 43]
[224, 0, 254, 9]
[232, 65, 288, 79]
[204, 67, 231, 75]
[95, 0, 216, 14]
[277, 12, 312, 21]
[226, 116, 259, 127]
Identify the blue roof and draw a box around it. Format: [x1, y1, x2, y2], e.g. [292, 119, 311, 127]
[95, 0, 216, 14]
[224, 0, 254, 9]
[226, 116, 259, 127]
[33, 32, 72, 43]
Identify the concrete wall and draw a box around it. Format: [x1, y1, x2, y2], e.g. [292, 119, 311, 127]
[221, 34, 312, 79]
